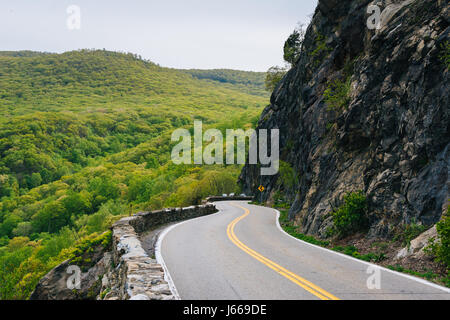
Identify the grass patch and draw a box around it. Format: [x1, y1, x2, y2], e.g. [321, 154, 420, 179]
[277, 161, 299, 191]
[326, 122, 335, 133]
[388, 265, 449, 287]
[371, 241, 389, 251]
[279, 209, 330, 247]
[332, 245, 386, 262]
[324, 77, 351, 111]
[274, 203, 291, 209]
[439, 41, 450, 68]
[100, 287, 111, 300]
[309, 33, 332, 68]
[394, 219, 427, 248]
[426, 206, 450, 268]
[57, 231, 112, 272]
[272, 191, 292, 209]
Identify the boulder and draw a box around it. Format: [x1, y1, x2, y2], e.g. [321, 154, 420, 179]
[395, 225, 438, 260]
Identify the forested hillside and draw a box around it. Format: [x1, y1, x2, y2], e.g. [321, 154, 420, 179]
[0, 50, 268, 299]
[183, 69, 267, 97]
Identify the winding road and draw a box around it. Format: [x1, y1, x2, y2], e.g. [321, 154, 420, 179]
[158, 201, 450, 300]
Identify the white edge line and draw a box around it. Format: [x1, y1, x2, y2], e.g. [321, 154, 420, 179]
[269, 206, 450, 294]
[154, 203, 227, 300]
[155, 223, 182, 300]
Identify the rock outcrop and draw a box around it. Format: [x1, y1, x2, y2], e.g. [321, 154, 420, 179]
[240, 0, 449, 239]
[395, 225, 438, 260]
[30, 239, 111, 300]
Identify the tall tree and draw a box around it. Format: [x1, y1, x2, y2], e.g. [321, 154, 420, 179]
[264, 66, 287, 92]
[283, 24, 306, 67]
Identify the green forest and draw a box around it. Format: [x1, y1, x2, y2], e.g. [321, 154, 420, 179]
[0, 50, 268, 299]
[182, 69, 267, 97]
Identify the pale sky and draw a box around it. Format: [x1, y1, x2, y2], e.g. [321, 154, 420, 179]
[0, 0, 318, 71]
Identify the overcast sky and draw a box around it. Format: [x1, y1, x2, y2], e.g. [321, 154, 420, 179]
[0, 0, 318, 71]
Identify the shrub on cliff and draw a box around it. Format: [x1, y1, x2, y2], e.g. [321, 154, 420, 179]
[394, 220, 427, 248]
[56, 231, 112, 272]
[330, 191, 368, 238]
[264, 66, 287, 92]
[440, 41, 450, 68]
[283, 24, 305, 67]
[323, 77, 351, 111]
[277, 161, 298, 191]
[427, 206, 450, 268]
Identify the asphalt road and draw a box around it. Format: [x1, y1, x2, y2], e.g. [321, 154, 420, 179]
[159, 201, 450, 300]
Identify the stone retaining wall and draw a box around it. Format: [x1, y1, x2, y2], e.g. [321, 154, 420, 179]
[31, 197, 250, 300]
[103, 203, 217, 300]
[204, 196, 254, 203]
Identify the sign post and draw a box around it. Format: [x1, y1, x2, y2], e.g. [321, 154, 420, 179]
[258, 185, 265, 204]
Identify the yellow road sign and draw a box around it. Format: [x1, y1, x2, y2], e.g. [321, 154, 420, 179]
[258, 185, 265, 192]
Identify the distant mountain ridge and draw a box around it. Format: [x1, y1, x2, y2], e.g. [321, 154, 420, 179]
[182, 69, 267, 97]
[0, 49, 267, 118]
[0, 51, 53, 58]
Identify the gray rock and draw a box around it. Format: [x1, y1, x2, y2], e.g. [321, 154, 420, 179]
[240, 0, 449, 239]
[395, 225, 438, 259]
[30, 250, 111, 300]
[129, 294, 150, 300]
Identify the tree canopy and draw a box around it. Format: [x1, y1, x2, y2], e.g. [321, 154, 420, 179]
[0, 50, 267, 299]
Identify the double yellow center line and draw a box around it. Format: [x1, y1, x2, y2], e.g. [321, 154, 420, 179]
[227, 204, 339, 300]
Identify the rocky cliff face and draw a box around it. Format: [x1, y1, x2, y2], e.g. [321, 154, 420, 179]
[240, 0, 449, 238]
